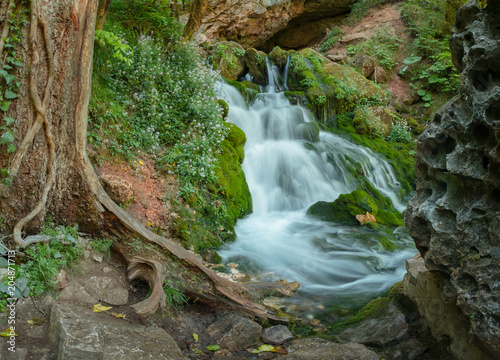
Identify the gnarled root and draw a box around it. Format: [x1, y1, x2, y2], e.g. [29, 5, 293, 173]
[127, 256, 167, 316]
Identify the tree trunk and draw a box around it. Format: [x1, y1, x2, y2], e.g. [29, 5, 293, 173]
[0, 0, 287, 322]
[183, 0, 208, 40]
[96, 0, 112, 31]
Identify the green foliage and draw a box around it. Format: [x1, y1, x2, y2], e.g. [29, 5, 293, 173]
[0, 7, 29, 185]
[91, 238, 114, 253]
[400, 0, 461, 96]
[94, 30, 133, 65]
[163, 284, 188, 310]
[107, 0, 183, 44]
[386, 118, 413, 143]
[21, 222, 83, 297]
[320, 28, 341, 52]
[347, 27, 403, 70]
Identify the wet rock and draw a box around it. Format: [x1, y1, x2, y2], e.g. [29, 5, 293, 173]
[200, 249, 222, 264]
[261, 325, 294, 345]
[244, 48, 268, 85]
[99, 174, 133, 205]
[277, 338, 379, 359]
[297, 122, 320, 142]
[244, 280, 300, 299]
[386, 338, 427, 360]
[49, 302, 186, 359]
[210, 42, 246, 81]
[59, 275, 128, 306]
[337, 302, 409, 346]
[207, 313, 262, 350]
[404, 2, 500, 358]
[402, 254, 492, 360]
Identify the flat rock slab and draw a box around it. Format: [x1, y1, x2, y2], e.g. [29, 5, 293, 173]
[206, 313, 262, 350]
[261, 325, 294, 345]
[50, 302, 186, 360]
[59, 275, 128, 306]
[277, 338, 379, 360]
[338, 302, 409, 346]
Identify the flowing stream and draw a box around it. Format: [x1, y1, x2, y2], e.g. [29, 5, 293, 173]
[216, 64, 416, 311]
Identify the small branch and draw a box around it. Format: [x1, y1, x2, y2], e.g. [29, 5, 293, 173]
[30, 294, 46, 316]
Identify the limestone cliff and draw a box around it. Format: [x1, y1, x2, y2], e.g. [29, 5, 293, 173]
[404, 1, 500, 358]
[192, 0, 353, 48]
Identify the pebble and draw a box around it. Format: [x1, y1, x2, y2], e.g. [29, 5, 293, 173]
[227, 263, 238, 269]
[309, 319, 321, 326]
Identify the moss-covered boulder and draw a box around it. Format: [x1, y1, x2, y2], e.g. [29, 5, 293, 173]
[352, 107, 394, 138]
[307, 190, 378, 225]
[244, 48, 268, 85]
[210, 41, 247, 81]
[226, 79, 261, 104]
[297, 122, 320, 142]
[284, 91, 307, 105]
[215, 123, 253, 222]
[269, 46, 290, 68]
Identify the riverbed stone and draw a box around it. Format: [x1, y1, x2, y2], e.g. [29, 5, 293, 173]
[261, 325, 294, 345]
[277, 338, 379, 360]
[206, 313, 262, 350]
[49, 302, 186, 360]
[58, 275, 129, 306]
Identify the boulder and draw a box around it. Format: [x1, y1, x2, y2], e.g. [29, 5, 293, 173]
[277, 338, 379, 360]
[244, 48, 268, 85]
[297, 122, 320, 142]
[352, 106, 393, 138]
[206, 313, 262, 350]
[352, 54, 375, 78]
[210, 42, 246, 81]
[371, 66, 387, 84]
[99, 174, 133, 205]
[49, 303, 186, 359]
[404, 2, 500, 358]
[58, 275, 129, 306]
[261, 325, 294, 345]
[337, 302, 409, 346]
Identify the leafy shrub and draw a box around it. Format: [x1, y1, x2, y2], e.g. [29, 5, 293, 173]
[386, 118, 413, 143]
[320, 28, 342, 52]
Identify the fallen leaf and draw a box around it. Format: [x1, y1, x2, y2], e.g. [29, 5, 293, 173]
[0, 328, 18, 337]
[251, 344, 275, 353]
[111, 312, 126, 318]
[27, 318, 44, 326]
[192, 348, 203, 355]
[275, 345, 287, 355]
[206, 345, 220, 351]
[138, 160, 143, 165]
[193, 333, 198, 341]
[93, 303, 112, 313]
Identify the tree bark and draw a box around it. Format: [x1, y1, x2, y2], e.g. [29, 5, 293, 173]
[96, 0, 112, 31]
[0, 0, 286, 322]
[183, 0, 208, 40]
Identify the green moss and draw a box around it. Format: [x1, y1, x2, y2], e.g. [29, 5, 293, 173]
[284, 91, 307, 105]
[210, 42, 246, 81]
[215, 124, 253, 222]
[307, 190, 378, 225]
[244, 48, 267, 85]
[378, 236, 398, 251]
[327, 297, 391, 335]
[297, 122, 320, 142]
[269, 46, 290, 68]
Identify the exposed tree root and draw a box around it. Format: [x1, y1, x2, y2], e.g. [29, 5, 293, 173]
[12, 0, 56, 247]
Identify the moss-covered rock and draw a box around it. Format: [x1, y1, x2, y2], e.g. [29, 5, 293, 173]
[284, 91, 307, 105]
[269, 46, 290, 68]
[244, 48, 268, 85]
[297, 122, 320, 142]
[227, 79, 261, 104]
[307, 190, 378, 225]
[215, 123, 253, 222]
[352, 107, 394, 138]
[210, 41, 247, 81]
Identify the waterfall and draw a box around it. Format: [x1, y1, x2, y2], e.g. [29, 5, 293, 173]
[283, 55, 290, 90]
[216, 69, 416, 306]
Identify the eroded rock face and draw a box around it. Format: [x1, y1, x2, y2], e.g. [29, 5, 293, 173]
[404, 2, 500, 358]
[193, 0, 353, 49]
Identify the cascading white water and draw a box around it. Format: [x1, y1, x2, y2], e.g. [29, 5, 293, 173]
[216, 67, 416, 307]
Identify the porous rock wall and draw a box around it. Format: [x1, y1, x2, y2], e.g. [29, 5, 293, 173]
[404, 1, 500, 358]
